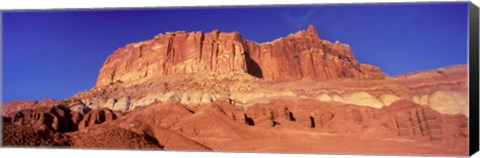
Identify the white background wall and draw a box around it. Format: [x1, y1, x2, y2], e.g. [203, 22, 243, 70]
[0, 0, 478, 158]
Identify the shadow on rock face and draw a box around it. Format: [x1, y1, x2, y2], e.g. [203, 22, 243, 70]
[245, 51, 263, 79]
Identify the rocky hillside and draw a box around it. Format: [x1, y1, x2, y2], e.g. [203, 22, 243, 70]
[2, 98, 468, 155]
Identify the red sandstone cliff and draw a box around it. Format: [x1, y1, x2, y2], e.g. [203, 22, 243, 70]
[95, 25, 386, 87]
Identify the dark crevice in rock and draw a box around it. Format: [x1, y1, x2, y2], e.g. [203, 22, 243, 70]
[310, 116, 316, 128]
[244, 114, 255, 126]
[289, 112, 296, 122]
[272, 120, 280, 127]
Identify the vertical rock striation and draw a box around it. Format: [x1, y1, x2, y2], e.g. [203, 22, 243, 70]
[95, 25, 386, 87]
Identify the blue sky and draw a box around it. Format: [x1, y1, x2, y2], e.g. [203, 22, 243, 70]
[2, 2, 469, 102]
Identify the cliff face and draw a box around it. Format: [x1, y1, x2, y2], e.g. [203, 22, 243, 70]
[96, 25, 386, 87]
[96, 30, 248, 87]
[244, 25, 385, 81]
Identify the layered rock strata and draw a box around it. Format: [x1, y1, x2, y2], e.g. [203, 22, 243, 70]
[95, 25, 386, 87]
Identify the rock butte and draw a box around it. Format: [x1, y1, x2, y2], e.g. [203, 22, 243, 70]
[2, 25, 469, 156]
[95, 25, 386, 87]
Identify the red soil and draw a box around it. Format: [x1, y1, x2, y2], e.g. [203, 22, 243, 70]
[2, 99, 468, 156]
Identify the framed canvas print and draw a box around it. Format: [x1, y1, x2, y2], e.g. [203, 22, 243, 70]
[1, 0, 479, 157]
